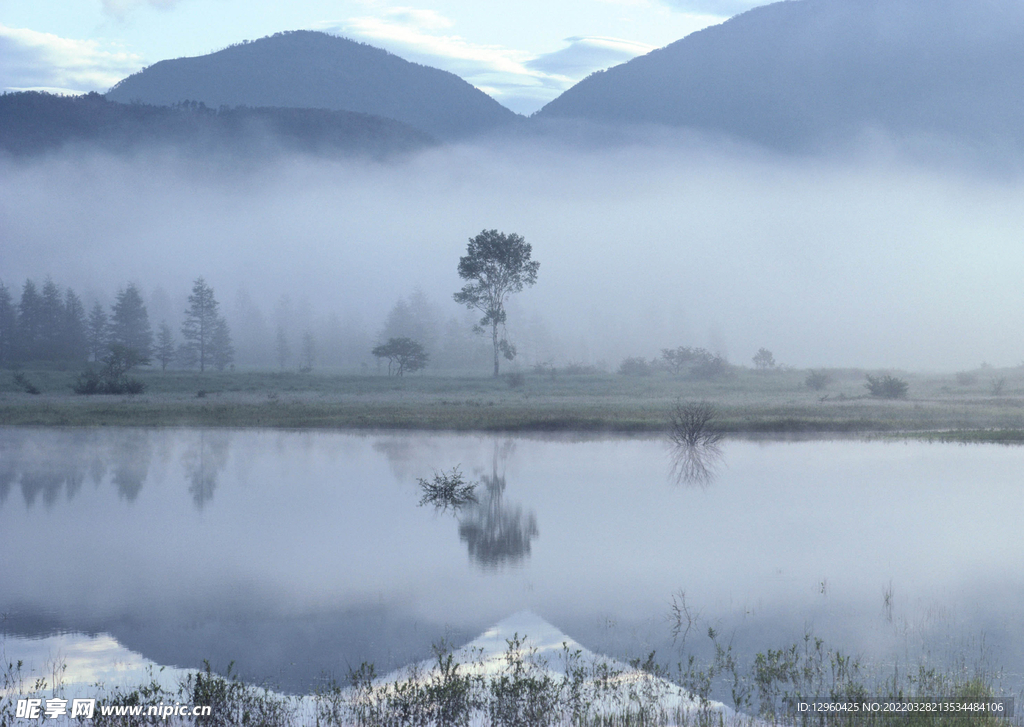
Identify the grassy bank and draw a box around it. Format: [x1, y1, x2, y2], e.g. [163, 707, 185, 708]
[3, 631, 1015, 727]
[2, 366, 1024, 437]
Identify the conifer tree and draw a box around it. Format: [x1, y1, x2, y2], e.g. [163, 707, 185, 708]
[110, 283, 153, 359]
[17, 279, 43, 361]
[87, 302, 109, 362]
[0, 282, 16, 365]
[211, 317, 234, 372]
[156, 321, 176, 371]
[61, 288, 89, 362]
[181, 277, 219, 372]
[39, 278, 64, 360]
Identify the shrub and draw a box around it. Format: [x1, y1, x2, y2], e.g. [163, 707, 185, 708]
[805, 370, 832, 391]
[506, 372, 525, 389]
[12, 371, 41, 395]
[74, 345, 148, 395]
[618, 357, 654, 376]
[669, 400, 723, 449]
[865, 374, 909, 399]
[690, 349, 729, 380]
[955, 371, 977, 386]
[73, 368, 104, 394]
[562, 361, 598, 375]
[661, 346, 695, 374]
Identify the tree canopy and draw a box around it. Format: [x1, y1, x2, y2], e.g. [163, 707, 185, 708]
[453, 229, 539, 376]
[372, 337, 428, 377]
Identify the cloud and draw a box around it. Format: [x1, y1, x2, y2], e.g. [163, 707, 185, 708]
[315, 10, 656, 114]
[101, 0, 182, 19]
[526, 36, 655, 77]
[658, 0, 772, 16]
[0, 24, 144, 94]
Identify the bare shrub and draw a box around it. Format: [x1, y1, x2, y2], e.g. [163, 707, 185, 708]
[670, 401, 723, 449]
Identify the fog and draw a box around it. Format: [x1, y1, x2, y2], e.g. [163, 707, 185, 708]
[3, 131, 1024, 371]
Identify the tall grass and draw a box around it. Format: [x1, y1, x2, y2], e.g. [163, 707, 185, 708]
[2, 629, 1016, 726]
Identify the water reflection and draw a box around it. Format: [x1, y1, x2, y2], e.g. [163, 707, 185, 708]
[0, 428, 232, 509]
[181, 431, 231, 508]
[457, 442, 539, 569]
[670, 440, 723, 487]
[0, 429, 145, 507]
[668, 401, 725, 487]
[112, 430, 153, 501]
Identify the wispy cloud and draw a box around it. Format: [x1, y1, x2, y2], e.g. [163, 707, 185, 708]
[526, 36, 655, 77]
[101, 0, 182, 19]
[657, 0, 771, 17]
[0, 24, 144, 94]
[314, 8, 657, 114]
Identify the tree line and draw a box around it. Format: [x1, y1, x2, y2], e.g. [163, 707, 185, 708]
[0, 277, 233, 372]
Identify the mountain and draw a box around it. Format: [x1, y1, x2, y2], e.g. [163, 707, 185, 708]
[0, 91, 435, 158]
[106, 30, 519, 141]
[535, 0, 1024, 150]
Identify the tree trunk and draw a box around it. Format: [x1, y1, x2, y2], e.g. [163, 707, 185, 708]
[492, 322, 500, 376]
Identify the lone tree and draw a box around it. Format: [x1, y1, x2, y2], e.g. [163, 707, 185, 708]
[752, 348, 776, 371]
[181, 277, 219, 372]
[372, 337, 428, 377]
[453, 229, 539, 376]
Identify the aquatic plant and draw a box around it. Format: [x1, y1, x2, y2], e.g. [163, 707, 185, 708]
[417, 467, 478, 513]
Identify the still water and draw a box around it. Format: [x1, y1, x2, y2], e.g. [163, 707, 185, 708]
[1, 427, 1022, 696]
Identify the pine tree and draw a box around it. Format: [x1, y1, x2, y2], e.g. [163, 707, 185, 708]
[17, 279, 43, 361]
[156, 322, 176, 371]
[275, 324, 290, 369]
[39, 278, 64, 361]
[87, 302, 109, 362]
[211, 317, 234, 372]
[110, 283, 153, 358]
[61, 288, 89, 362]
[0, 282, 16, 365]
[181, 278, 219, 372]
[300, 331, 316, 372]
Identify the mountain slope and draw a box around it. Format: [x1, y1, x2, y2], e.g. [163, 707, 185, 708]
[535, 0, 1024, 149]
[107, 30, 519, 141]
[0, 91, 435, 158]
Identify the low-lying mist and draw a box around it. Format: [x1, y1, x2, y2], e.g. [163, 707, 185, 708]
[3, 129, 1023, 371]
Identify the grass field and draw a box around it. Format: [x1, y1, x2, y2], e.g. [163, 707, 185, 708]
[3, 365, 1024, 438]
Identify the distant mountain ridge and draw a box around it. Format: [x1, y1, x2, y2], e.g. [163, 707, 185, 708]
[106, 30, 519, 141]
[534, 0, 1024, 150]
[0, 92, 434, 158]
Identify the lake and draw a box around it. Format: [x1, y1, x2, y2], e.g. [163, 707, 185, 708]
[1, 427, 1021, 701]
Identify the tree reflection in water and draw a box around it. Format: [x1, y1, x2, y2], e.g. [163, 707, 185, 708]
[668, 401, 724, 487]
[112, 430, 153, 501]
[457, 441, 538, 569]
[181, 430, 231, 509]
[0, 429, 152, 507]
[670, 439, 723, 487]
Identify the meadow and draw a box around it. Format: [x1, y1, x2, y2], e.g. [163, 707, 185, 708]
[1, 365, 1023, 438]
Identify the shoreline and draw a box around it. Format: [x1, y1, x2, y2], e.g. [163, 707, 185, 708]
[3, 368, 1024, 441]
[2, 394, 1024, 443]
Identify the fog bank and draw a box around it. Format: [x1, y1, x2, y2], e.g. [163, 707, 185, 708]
[2, 133, 1022, 370]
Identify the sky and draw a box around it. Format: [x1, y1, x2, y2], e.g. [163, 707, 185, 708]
[0, 0, 773, 114]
